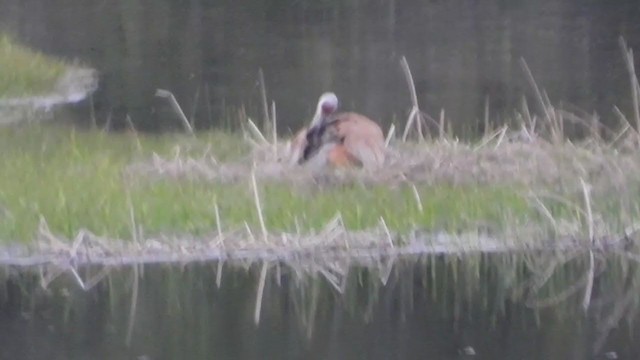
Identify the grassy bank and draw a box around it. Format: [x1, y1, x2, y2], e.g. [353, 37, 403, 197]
[0, 36, 638, 249]
[1, 119, 639, 247]
[0, 124, 533, 242]
[0, 34, 68, 98]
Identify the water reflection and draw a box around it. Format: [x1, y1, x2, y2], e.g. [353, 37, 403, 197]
[0, 254, 638, 359]
[0, 0, 638, 135]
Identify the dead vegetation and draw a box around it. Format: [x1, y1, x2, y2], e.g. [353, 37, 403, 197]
[127, 38, 640, 200]
[126, 126, 640, 197]
[1, 40, 640, 354]
[5, 37, 640, 273]
[0, 37, 631, 266]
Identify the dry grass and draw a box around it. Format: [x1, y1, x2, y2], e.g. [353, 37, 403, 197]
[5, 118, 639, 271]
[124, 120, 640, 249]
[3, 37, 640, 275]
[126, 129, 639, 195]
[112, 36, 640, 277]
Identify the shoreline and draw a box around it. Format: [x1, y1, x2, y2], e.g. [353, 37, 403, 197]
[0, 226, 627, 268]
[0, 67, 98, 125]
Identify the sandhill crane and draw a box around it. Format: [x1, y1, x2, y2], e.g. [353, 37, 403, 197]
[289, 92, 386, 170]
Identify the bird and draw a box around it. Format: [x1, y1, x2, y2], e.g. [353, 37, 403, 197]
[289, 92, 386, 170]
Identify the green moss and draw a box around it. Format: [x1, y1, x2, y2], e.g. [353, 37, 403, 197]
[0, 34, 69, 98]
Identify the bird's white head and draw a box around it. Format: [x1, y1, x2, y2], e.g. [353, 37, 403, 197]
[310, 92, 338, 127]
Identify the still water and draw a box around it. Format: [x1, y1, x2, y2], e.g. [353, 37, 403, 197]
[0, 256, 639, 360]
[0, 0, 639, 134]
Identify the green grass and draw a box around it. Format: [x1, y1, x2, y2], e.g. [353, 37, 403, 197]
[0, 124, 533, 243]
[0, 34, 68, 98]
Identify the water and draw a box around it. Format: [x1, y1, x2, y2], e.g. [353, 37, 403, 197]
[0, 0, 639, 134]
[0, 255, 639, 359]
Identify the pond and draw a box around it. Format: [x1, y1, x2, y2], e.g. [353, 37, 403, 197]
[0, 254, 639, 359]
[0, 0, 638, 135]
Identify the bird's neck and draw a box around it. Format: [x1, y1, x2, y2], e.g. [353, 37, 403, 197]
[309, 104, 326, 128]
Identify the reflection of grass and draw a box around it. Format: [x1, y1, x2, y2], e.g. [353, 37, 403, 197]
[0, 124, 532, 242]
[0, 34, 68, 98]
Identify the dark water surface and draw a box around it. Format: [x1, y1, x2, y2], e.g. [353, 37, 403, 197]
[0, 256, 639, 360]
[0, 0, 639, 134]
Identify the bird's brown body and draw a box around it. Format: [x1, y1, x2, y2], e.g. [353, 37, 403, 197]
[290, 93, 386, 170]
